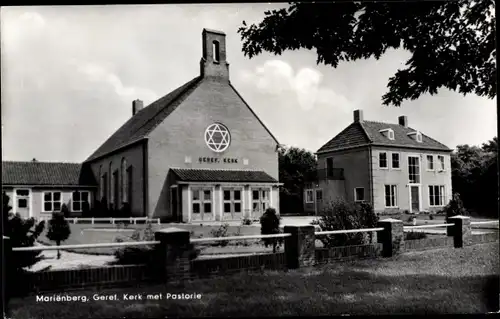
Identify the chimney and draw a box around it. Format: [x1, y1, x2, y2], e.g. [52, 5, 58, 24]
[32, 158, 37, 162]
[398, 115, 408, 127]
[200, 28, 229, 80]
[132, 99, 143, 116]
[353, 110, 363, 123]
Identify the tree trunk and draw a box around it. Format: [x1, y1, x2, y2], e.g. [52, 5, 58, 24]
[56, 240, 61, 259]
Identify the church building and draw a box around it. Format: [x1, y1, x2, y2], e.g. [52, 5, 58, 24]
[2, 29, 282, 223]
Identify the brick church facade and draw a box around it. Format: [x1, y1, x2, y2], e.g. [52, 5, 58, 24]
[2, 29, 282, 223]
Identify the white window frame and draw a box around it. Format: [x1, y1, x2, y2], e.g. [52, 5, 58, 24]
[379, 128, 395, 140]
[379, 152, 388, 169]
[252, 187, 271, 213]
[191, 187, 214, 220]
[426, 155, 434, 171]
[305, 189, 314, 203]
[429, 185, 446, 207]
[71, 191, 91, 212]
[408, 155, 421, 184]
[437, 155, 446, 171]
[42, 191, 63, 213]
[384, 185, 398, 208]
[354, 187, 365, 202]
[391, 152, 401, 170]
[222, 187, 244, 218]
[416, 132, 422, 143]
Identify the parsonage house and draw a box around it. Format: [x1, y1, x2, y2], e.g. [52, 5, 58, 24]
[304, 110, 453, 215]
[2, 29, 282, 223]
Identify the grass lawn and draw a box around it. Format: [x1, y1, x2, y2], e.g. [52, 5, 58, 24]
[9, 242, 498, 317]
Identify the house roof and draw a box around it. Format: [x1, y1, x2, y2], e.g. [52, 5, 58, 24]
[85, 76, 204, 162]
[171, 168, 278, 183]
[317, 120, 452, 154]
[2, 161, 97, 186]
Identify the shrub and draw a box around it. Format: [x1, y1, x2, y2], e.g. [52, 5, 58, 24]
[260, 207, 282, 253]
[47, 211, 71, 259]
[114, 222, 200, 266]
[241, 218, 253, 226]
[444, 193, 469, 219]
[316, 199, 379, 248]
[429, 215, 434, 220]
[60, 203, 70, 218]
[405, 231, 427, 240]
[209, 223, 230, 247]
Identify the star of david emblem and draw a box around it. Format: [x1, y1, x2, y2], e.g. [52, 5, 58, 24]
[204, 123, 231, 152]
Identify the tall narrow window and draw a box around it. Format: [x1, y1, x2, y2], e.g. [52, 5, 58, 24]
[326, 157, 334, 177]
[379, 152, 388, 168]
[427, 155, 434, 171]
[121, 158, 127, 203]
[108, 162, 113, 201]
[127, 166, 133, 209]
[98, 165, 103, 199]
[384, 185, 397, 208]
[437, 155, 445, 171]
[212, 40, 220, 62]
[305, 190, 314, 203]
[102, 173, 108, 202]
[391, 153, 400, 169]
[408, 156, 420, 183]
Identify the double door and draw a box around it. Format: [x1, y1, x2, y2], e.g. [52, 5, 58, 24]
[251, 188, 270, 220]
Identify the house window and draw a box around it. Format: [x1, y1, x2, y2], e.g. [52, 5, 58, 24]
[191, 188, 213, 220]
[121, 158, 127, 203]
[111, 170, 119, 210]
[326, 157, 334, 177]
[305, 189, 314, 203]
[426, 155, 434, 170]
[429, 185, 445, 206]
[72, 191, 90, 212]
[437, 155, 445, 171]
[391, 153, 400, 169]
[223, 188, 243, 218]
[385, 185, 397, 208]
[213, 40, 220, 62]
[252, 188, 270, 214]
[16, 189, 30, 209]
[43, 191, 62, 212]
[379, 152, 388, 168]
[354, 188, 365, 202]
[98, 165, 103, 199]
[408, 156, 420, 183]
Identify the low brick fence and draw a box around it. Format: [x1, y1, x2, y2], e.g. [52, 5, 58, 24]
[4, 216, 498, 300]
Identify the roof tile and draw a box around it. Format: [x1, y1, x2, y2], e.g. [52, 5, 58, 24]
[171, 168, 278, 183]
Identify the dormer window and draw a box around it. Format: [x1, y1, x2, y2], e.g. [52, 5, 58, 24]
[407, 131, 423, 143]
[379, 128, 395, 140]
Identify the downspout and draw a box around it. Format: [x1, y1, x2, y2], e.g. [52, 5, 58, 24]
[368, 146, 374, 206]
[143, 141, 149, 218]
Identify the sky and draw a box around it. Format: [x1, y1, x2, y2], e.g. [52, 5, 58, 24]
[1, 4, 497, 163]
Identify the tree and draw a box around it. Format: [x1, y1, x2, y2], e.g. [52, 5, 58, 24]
[451, 139, 498, 217]
[238, 1, 496, 106]
[46, 211, 71, 259]
[260, 207, 282, 253]
[3, 192, 46, 270]
[278, 145, 317, 214]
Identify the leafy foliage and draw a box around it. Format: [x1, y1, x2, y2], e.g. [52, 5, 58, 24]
[3, 192, 46, 270]
[113, 223, 200, 266]
[238, 1, 496, 106]
[209, 223, 230, 247]
[46, 211, 72, 259]
[278, 146, 317, 214]
[405, 231, 427, 240]
[444, 193, 469, 219]
[316, 199, 378, 248]
[60, 203, 70, 218]
[260, 207, 282, 252]
[451, 139, 497, 217]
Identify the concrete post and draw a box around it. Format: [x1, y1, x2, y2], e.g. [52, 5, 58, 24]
[448, 215, 471, 248]
[377, 218, 404, 257]
[154, 228, 191, 283]
[284, 225, 316, 269]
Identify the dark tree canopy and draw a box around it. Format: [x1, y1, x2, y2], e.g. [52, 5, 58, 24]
[238, 1, 496, 106]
